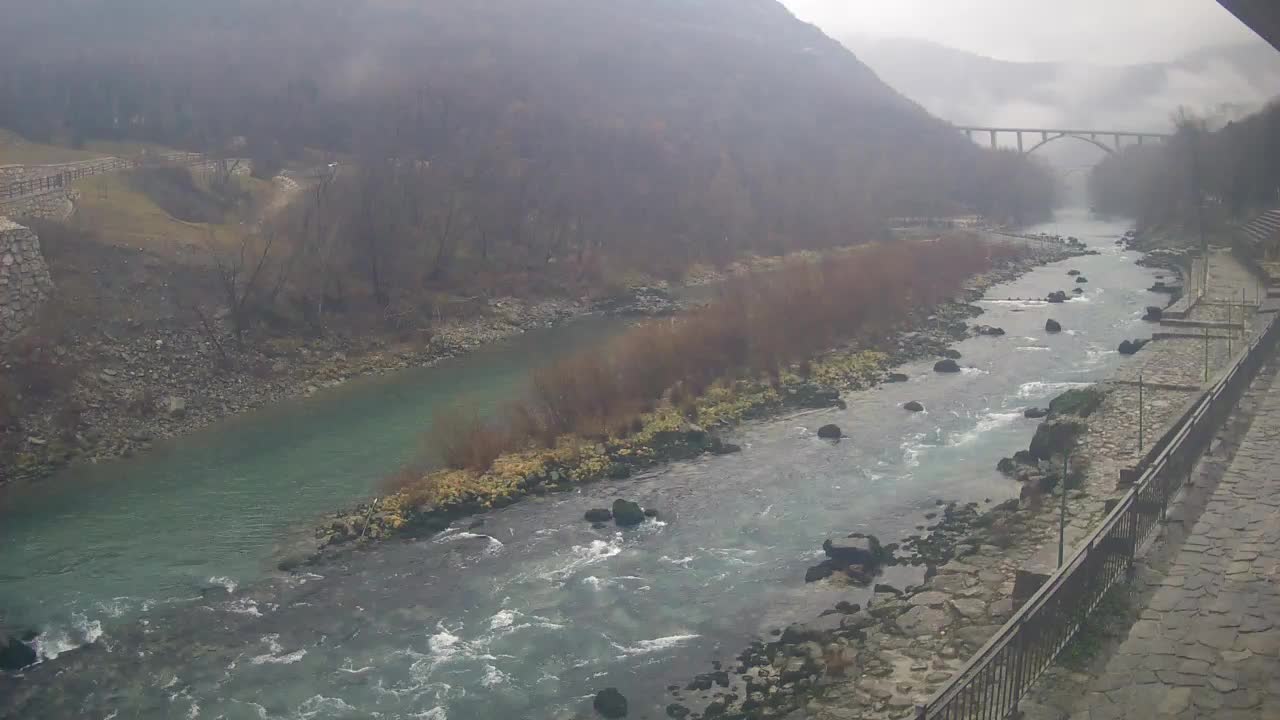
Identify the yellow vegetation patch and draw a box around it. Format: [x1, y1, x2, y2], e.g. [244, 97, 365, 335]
[70, 172, 269, 260]
[809, 350, 890, 388]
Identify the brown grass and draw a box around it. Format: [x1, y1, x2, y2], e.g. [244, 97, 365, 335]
[434, 235, 1023, 470]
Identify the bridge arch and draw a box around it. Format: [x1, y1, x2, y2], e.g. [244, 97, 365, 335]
[1024, 133, 1115, 156]
[954, 126, 1170, 155]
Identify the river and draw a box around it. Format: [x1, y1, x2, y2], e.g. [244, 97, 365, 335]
[0, 211, 1163, 719]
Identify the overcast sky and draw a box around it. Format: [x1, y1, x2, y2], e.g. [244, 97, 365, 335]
[779, 0, 1264, 64]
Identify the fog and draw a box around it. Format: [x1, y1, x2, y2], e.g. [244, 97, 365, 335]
[779, 0, 1264, 64]
[777, 1, 1280, 199]
[850, 38, 1280, 134]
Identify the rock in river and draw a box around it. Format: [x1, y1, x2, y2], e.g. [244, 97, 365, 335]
[940, 349, 962, 360]
[805, 562, 835, 583]
[1067, 269, 1081, 276]
[1076, 276, 1089, 284]
[584, 508, 613, 523]
[1047, 291, 1068, 303]
[903, 401, 925, 412]
[611, 499, 645, 527]
[594, 688, 629, 718]
[933, 359, 961, 373]
[0, 635, 36, 671]
[1023, 407, 1049, 419]
[1143, 305, 1163, 322]
[1045, 319, 1062, 333]
[885, 372, 910, 383]
[817, 424, 843, 439]
[975, 325, 1006, 336]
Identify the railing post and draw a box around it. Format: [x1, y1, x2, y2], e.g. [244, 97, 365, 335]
[1125, 501, 1138, 580]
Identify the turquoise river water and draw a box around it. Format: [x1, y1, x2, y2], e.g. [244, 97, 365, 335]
[0, 211, 1164, 719]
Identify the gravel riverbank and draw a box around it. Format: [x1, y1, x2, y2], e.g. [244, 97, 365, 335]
[654, 244, 1263, 720]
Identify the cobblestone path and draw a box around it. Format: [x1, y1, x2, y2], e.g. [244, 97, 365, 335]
[1061, 359, 1280, 719]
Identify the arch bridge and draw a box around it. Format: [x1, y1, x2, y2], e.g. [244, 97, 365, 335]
[955, 126, 1172, 155]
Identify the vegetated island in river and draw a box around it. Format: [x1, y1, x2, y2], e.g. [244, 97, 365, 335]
[311, 233, 1089, 559]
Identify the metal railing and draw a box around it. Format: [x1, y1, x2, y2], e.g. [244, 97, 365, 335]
[919, 309, 1280, 719]
[0, 152, 207, 204]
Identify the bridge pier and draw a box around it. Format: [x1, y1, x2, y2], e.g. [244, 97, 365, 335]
[989, 129, 998, 150]
[1016, 131, 1024, 153]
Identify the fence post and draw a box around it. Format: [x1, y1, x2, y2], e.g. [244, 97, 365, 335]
[1138, 374, 1144, 454]
[1204, 327, 1210, 383]
[1059, 450, 1069, 567]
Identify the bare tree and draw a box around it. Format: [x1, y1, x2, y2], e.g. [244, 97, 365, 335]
[204, 227, 278, 344]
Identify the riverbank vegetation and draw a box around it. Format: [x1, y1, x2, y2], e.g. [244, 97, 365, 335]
[341, 235, 1031, 544]
[1, 0, 1059, 488]
[1089, 103, 1280, 230]
[436, 236, 1020, 471]
[1, 1, 1057, 325]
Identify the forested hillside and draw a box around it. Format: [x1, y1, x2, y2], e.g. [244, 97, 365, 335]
[1089, 103, 1280, 228]
[0, 0, 1054, 292]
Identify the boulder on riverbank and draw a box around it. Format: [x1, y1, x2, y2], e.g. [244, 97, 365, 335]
[1045, 319, 1062, 333]
[1049, 387, 1106, 417]
[885, 372, 910, 383]
[904, 401, 924, 412]
[817, 424, 843, 440]
[593, 687, 629, 718]
[788, 383, 846, 410]
[940, 349, 962, 360]
[611, 499, 646, 527]
[933, 359, 961, 373]
[1023, 407, 1049, 419]
[822, 533, 889, 568]
[1143, 306, 1163, 321]
[1118, 339, 1150, 356]
[1028, 419, 1085, 462]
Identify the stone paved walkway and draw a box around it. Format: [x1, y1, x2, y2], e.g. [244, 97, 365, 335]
[1066, 360, 1280, 719]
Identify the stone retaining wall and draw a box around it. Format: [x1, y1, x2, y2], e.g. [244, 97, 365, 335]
[0, 191, 75, 221]
[0, 217, 53, 344]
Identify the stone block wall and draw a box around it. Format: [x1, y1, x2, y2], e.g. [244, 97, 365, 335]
[0, 217, 54, 344]
[0, 191, 75, 221]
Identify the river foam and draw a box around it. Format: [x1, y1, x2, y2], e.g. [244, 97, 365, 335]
[610, 633, 700, 658]
[1017, 380, 1091, 400]
[32, 613, 103, 661]
[950, 411, 1023, 446]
